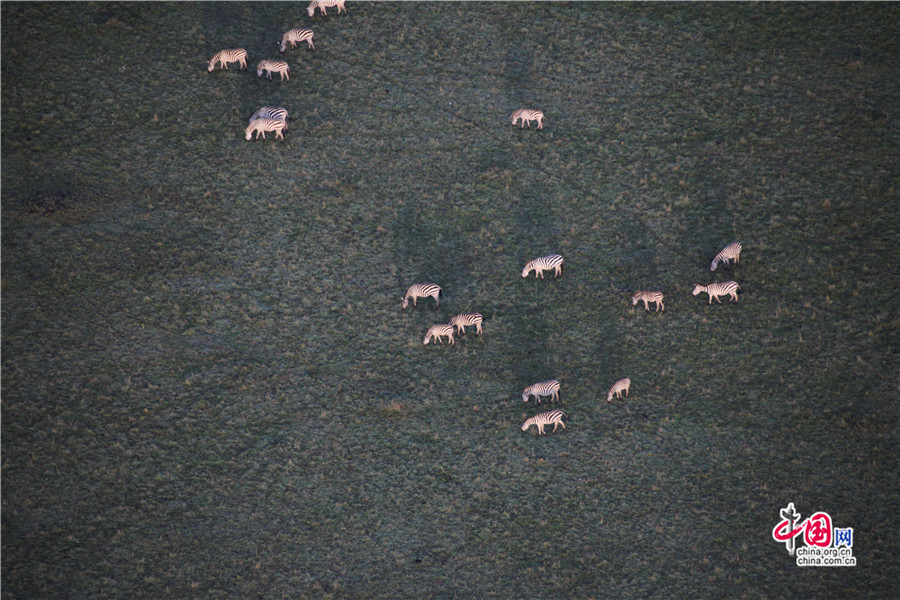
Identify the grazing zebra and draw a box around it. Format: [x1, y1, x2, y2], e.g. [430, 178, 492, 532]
[280, 28, 315, 53]
[521, 410, 567, 435]
[511, 108, 544, 130]
[256, 59, 290, 81]
[208, 48, 248, 72]
[423, 324, 455, 346]
[522, 254, 564, 279]
[249, 106, 288, 129]
[522, 380, 561, 404]
[632, 291, 665, 312]
[607, 377, 631, 402]
[449, 313, 483, 336]
[244, 118, 286, 141]
[402, 283, 442, 309]
[693, 281, 741, 304]
[710, 241, 743, 271]
[308, 0, 347, 17]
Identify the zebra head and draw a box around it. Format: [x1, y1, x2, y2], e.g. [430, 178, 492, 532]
[422, 333, 431, 345]
[521, 421, 531, 432]
[278, 40, 287, 53]
[692, 284, 704, 296]
[710, 259, 719, 271]
[631, 294, 640, 306]
[307, 4, 316, 17]
[521, 262, 532, 278]
[522, 390, 530, 402]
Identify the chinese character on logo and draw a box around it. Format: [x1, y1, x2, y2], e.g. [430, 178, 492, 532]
[772, 502, 802, 555]
[804, 512, 832, 547]
[834, 527, 854, 548]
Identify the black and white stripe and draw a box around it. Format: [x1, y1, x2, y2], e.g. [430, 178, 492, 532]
[632, 291, 664, 312]
[423, 324, 455, 346]
[245, 118, 286, 141]
[449, 313, 483, 336]
[249, 106, 288, 129]
[308, 0, 347, 17]
[607, 377, 631, 402]
[710, 241, 742, 271]
[522, 379, 561, 404]
[693, 281, 741, 304]
[256, 59, 290, 81]
[280, 28, 315, 53]
[511, 108, 544, 130]
[521, 410, 567, 435]
[522, 254, 564, 279]
[402, 283, 442, 309]
[208, 48, 248, 72]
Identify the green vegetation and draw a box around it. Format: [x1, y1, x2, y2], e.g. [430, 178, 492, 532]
[2, 2, 898, 598]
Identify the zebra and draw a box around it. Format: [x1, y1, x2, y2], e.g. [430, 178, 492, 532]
[402, 283, 442, 309]
[607, 377, 631, 402]
[256, 59, 290, 81]
[511, 108, 544, 130]
[280, 28, 315, 53]
[693, 281, 741, 304]
[522, 380, 561, 404]
[449, 313, 483, 336]
[423, 324, 455, 346]
[249, 106, 288, 130]
[244, 118, 286, 141]
[308, 0, 347, 17]
[710, 241, 743, 271]
[522, 254, 564, 279]
[632, 291, 664, 312]
[521, 410, 567, 435]
[208, 48, 248, 72]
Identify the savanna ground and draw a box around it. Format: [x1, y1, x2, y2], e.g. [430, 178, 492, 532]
[2, 2, 898, 598]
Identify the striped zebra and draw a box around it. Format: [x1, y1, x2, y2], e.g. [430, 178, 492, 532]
[402, 283, 442, 309]
[279, 28, 315, 53]
[693, 281, 741, 304]
[632, 291, 664, 312]
[207, 48, 248, 72]
[244, 118, 286, 141]
[256, 59, 290, 81]
[308, 0, 347, 17]
[521, 410, 567, 435]
[522, 380, 561, 404]
[522, 254, 564, 279]
[710, 241, 743, 271]
[449, 313, 483, 336]
[423, 324, 455, 346]
[511, 108, 544, 130]
[249, 106, 288, 129]
[607, 377, 631, 402]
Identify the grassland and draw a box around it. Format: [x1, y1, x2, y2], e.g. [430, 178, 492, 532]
[2, 2, 898, 598]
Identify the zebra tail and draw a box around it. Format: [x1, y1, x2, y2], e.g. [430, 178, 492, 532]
[438, 289, 444, 298]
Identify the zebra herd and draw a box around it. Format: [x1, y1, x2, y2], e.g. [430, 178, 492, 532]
[207, 3, 747, 437]
[206, 1, 348, 141]
[406, 240, 744, 436]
